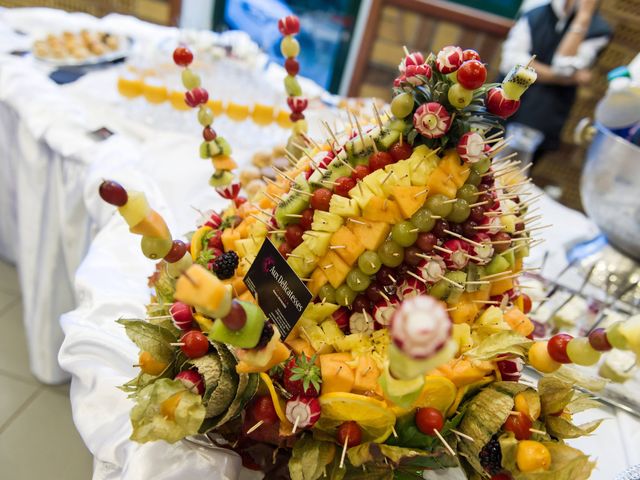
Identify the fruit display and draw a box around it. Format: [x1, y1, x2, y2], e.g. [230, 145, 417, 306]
[98, 15, 639, 480]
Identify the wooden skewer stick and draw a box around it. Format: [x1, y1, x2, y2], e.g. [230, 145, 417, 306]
[433, 245, 453, 254]
[285, 213, 304, 218]
[468, 200, 489, 208]
[170, 342, 185, 346]
[473, 300, 501, 304]
[348, 218, 366, 225]
[451, 429, 475, 442]
[435, 430, 456, 456]
[330, 245, 346, 249]
[509, 411, 521, 416]
[340, 435, 349, 469]
[443, 229, 483, 247]
[292, 416, 300, 434]
[381, 170, 394, 185]
[416, 253, 432, 260]
[526, 54, 537, 68]
[438, 275, 464, 289]
[474, 224, 507, 230]
[530, 428, 546, 435]
[414, 188, 429, 198]
[442, 198, 459, 204]
[392, 426, 399, 438]
[246, 420, 264, 434]
[403, 45, 410, 56]
[290, 187, 312, 197]
[408, 271, 427, 283]
[372, 102, 384, 129]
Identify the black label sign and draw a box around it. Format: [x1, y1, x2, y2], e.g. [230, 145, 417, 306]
[243, 238, 312, 339]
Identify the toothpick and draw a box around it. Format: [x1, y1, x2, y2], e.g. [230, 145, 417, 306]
[348, 218, 366, 225]
[170, 342, 186, 346]
[336, 153, 356, 172]
[381, 170, 394, 185]
[416, 253, 432, 260]
[290, 187, 312, 197]
[442, 198, 458, 204]
[468, 200, 489, 208]
[246, 420, 264, 434]
[414, 188, 429, 198]
[443, 229, 483, 247]
[473, 300, 501, 304]
[387, 274, 397, 283]
[530, 428, 546, 435]
[292, 416, 300, 434]
[451, 429, 475, 442]
[285, 213, 304, 218]
[322, 263, 334, 270]
[433, 245, 453, 254]
[379, 291, 390, 302]
[474, 224, 506, 230]
[392, 426, 398, 438]
[526, 54, 537, 68]
[403, 45, 410, 56]
[437, 275, 464, 289]
[408, 271, 427, 283]
[434, 430, 456, 456]
[372, 102, 384, 129]
[330, 245, 346, 249]
[340, 435, 349, 469]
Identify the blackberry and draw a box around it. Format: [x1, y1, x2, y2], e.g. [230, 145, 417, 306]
[479, 436, 502, 475]
[255, 322, 275, 349]
[212, 251, 239, 279]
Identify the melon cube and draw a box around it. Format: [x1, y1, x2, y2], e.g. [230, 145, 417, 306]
[362, 196, 403, 224]
[307, 268, 329, 297]
[390, 185, 429, 219]
[118, 191, 151, 227]
[330, 226, 365, 265]
[320, 356, 354, 394]
[426, 167, 458, 199]
[317, 251, 351, 288]
[353, 354, 380, 393]
[129, 210, 170, 238]
[346, 218, 390, 251]
[439, 150, 470, 188]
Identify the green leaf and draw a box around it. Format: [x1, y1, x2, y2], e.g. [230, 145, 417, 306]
[538, 377, 575, 416]
[550, 366, 607, 392]
[130, 378, 205, 443]
[545, 416, 603, 439]
[565, 392, 601, 415]
[117, 319, 177, 363]
[289, 435, 335, 480]
[464, 331, 532, 361]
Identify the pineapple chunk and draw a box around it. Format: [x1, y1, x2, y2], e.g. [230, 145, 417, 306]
[329, 195, 361, 217]
[330, 226, 365, 265]
[307, 268, 329, 297]
[346, 217, 390, 251]
[390, 185, 429, 219]
[302, 231, 332, 257]
[439, 149, 470, 188]
[475, 306, 510, 334]
[407, 145, 439, 185]
[299, 319, 334, 354]
[334, 333, 373, 353]
[381, 161, 411, 196]
[361, 169, 387, 196]
[452, 323, 474, 354]
[235, 238, 262, 259]
[426, 167, 458, 199]
[311, 210, 344, 232]
[303, 302, 340, 322]
[317, 251, 351, 288]
[287, 243, 318, 277]
[348, 181, 376, 210]
[321, 319, 346, 346]
[362, 196, 403, 224]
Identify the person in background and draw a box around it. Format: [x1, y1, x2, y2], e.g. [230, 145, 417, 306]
[500, 0, 611, 156]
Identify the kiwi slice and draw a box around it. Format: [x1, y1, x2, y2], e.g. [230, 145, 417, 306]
[209, 170, 234, 187]
[377, 129, 401, 151]
[274, 174, 311, 227]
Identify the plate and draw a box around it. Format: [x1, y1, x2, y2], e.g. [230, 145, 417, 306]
[32, 32, 133, 68]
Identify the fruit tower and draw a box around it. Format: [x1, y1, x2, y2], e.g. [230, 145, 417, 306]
[98, 15, 640, 480]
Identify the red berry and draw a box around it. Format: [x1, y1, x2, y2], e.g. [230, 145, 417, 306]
[416, 232, 437, 252]
[351, 164, 370, 181]
[299, 208, 314, 231]
[208, 230, 223, 250]
[388, 142, 413, 161]
[173, 46, 193, 67]
[334, 176, 356, 197]
[164, 240, 188, 263]
[284, 57, 300, 76]
[503, 411, 532, 440]
[547, 333, 574, 364]
[203, 126, 217, 141]
[310, 188, 332, 211]
[99, 180, 128, 206]
[457, 60, 487, 90]
[180, 330, 209, 358]
[368, 151, 394, 171]
[278, 242, 292, 258]
[588, 328, 613, 351]
[332, 307, 350, 331]
[336, 421, 362, 447]
[352, 294, 371, 313]
[285, 224, 304, 248]
[278, 15, 300, 35]
[462, 49, 481, 62]
[251, 396, 279, 425]
[415, 407, 444, 436]
[519, 293, 532, 314]
[283, 355, 321, 397]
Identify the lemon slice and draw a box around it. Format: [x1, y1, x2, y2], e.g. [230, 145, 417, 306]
[316, 392, 395, 443]
[413, 376, 457, 413]
[190, 226, 212, 260]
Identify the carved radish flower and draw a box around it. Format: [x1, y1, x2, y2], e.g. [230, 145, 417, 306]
[413, 102, 452, 138]
[215, 182, 241, 200]
[184, 87, 209, 108]
[457, 132, 486, 164]
[404, 64, 432, 86]
[285, 395, 320, 429]
[486, 87, 520, 118]
[287, 96, 308, 113]
[398, 51, 425, 73]
[436, 46, 463, 74]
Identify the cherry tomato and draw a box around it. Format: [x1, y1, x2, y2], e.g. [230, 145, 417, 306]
[351, 164, 370, 181]
[278, 242, 292, 258]
[520, 293, 532, 314]
[369, 152, 394, 171]
[334, 176, 356, 197]
[173, 46, 194, 67]
[251, 396, 279, 425]
[415, 407, 444, 436]
[547, 333, 574, 364]
[388, 142, 413, 161]
[285, 224, 304, 248]
[180, 330, 209, 358]
[503, 411, 532, 440]
[337, 421, 362, 447]
[299, 208, 314, 231]
[457, 60, 487, 90]
[462, 49, 481, 62]
[310, 188, 332, 211]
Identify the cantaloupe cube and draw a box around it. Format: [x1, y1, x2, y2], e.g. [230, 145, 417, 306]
[237, 289, 256, 304]
[330, 226, 365, 265]
[320, 355, 354, 394]
[353, 355, 380, 393]
[490, 277, 514, 296]
[307, 268, 329, 297]
[390, 186, 429, 219]
[287, 337, 315, 357]
[221, 228, 241, 252]
[426, 168, 457, 199]
[175, 264, 230, 315]
[129, 210, 171, 238]
[438, 150, 470, 188]
[449, 295, 480, 324]
[504, 308, 534, 336]
[346, 218, 390, 251]
[362, 196, 403, 224]
[211, 155, 238, 171]
[317, 251, 350, 288]
[431, 358, 494, 388]
[223, 276, 248, 297]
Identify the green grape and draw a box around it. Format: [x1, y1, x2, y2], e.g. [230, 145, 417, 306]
[606, 322, 629, 350]
[197, 107, 214, 127]
[181, 68, 201, 90]
[390, 92, 414, 118]
[411, 207, 436, 232]
[358, 251, 382, 275]
[429, 280, 450, 299]
[465, 168, 482, 187]
[391, 221, 419, 247]
[447, 198, 471, 223]
[378, 240, 404, 267]
[456, 184, 478, 203]
[141, 236, 173, 260]
[472, 156, 491, 174]
[346, 268, 371, 292]
[317, 284, 337, 304]
[335, 284, 357, 307]
[566, 338, 601, 366]
[425, 194, 453, 217]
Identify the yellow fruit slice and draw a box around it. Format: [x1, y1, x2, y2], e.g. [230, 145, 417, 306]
[413, 376, 457, 414]
[190, 226, 212, 260]
[316, 392, 395, 443]
[259, 372, 292, 428]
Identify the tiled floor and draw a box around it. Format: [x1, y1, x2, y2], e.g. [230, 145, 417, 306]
[0, 259, 93, 479]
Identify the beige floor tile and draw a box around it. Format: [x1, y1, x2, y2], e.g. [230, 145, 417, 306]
[0, 259, 20, 295]
[0, 301, 36, 382]
[49, 381, 71, 397]
[0, 289, 17, 310]
[0, 390, 93, 480]
[0, 375, 39, 430]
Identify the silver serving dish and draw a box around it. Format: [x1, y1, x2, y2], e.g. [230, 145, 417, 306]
[580, 123, 640, 260]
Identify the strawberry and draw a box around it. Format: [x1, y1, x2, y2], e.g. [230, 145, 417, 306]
[283, 355, 321, 397]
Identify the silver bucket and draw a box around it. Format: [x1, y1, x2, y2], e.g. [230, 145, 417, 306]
[579, 122, 640, 260]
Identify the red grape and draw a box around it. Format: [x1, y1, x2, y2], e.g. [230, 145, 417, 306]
[352, 294, 372, 313]
[221, 300, 247, 331]
[503, 411, 532, 440]
[351, 164, 370, 181]
[336, 421, 362, 447]
[415, 407, 444, 435]
[376, 266, 396, 286]
[462, 220, 478, 238]
[416, 232, 437, 253]
[492, 232, 511, 253]
[180, 331, 209, 358]
[404, 245, 424, 266]
[388, 142, 413, 161]
[285, 224, 304, 248]
[366, 283, 384, 302]
[299, 208, 314, 231]
[251, 396, 279, 425]
[164, 240, 188, 263]
[203, 126, 217, 141]
[547, 334, 574, 364]
[334, 176, 356, 197]
[278, 242, 292, 258]
[310, 188, 332, 211]
[469, 206, 486, 223]
[588, 328, 613, 351]
[432, 219, 450, 239]
[99, 180, 128, 206]
[456, 60, 487, 90]
[369, 152, 393, 171]
[173, 46, 193, 66]
[284, 57, 300, 76]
